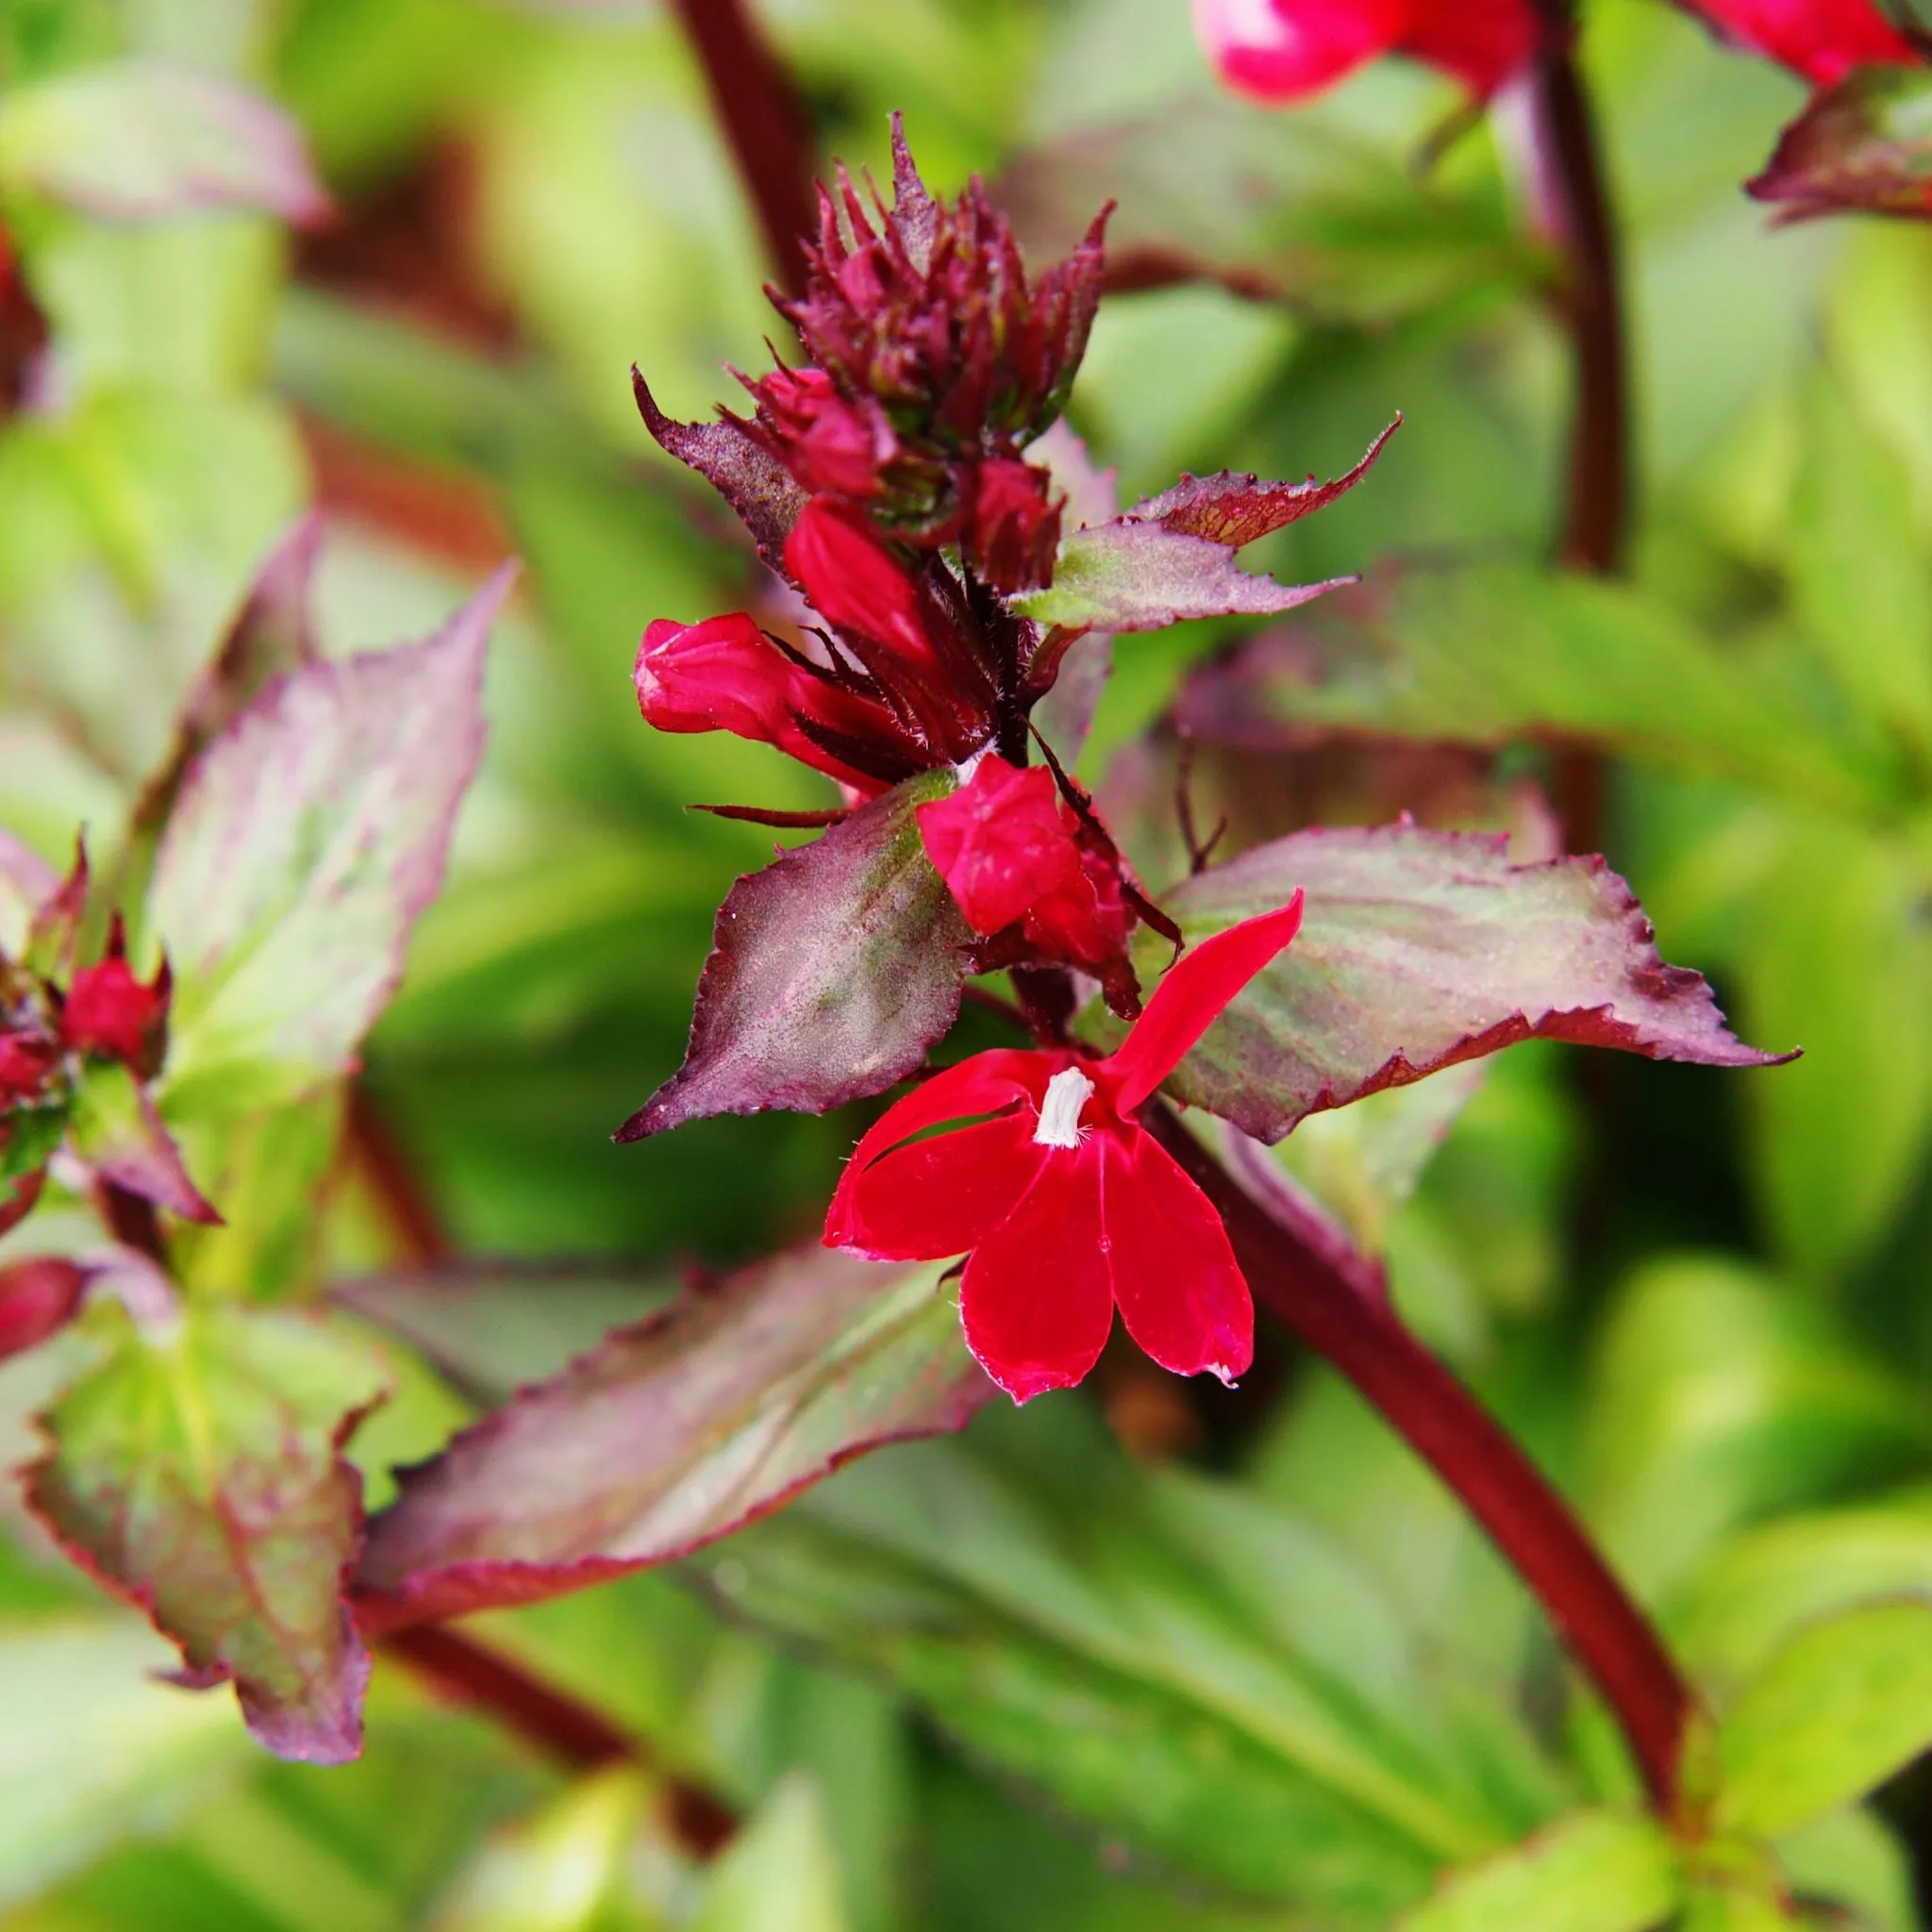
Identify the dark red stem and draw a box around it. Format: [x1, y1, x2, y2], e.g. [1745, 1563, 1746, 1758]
[346, 1084, 450, 1268]
[668, 0, 818, 295]
[378, 1624, 738, 1855]
[1529, 8, 1627, 856]
[1150, 1108, 1692, 1807]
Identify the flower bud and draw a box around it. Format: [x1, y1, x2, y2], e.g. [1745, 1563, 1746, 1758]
[61, 942, 167, 1071]
[965, 459, 1063, 596]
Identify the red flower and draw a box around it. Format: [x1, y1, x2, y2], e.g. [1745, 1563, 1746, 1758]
[1675, 0, 1916, 84]
[60, 943, 168, 1069]
[0, 1029, 58, 1106]
[748, 365, 898, 501]
[916, 754, 1133, 991]
[965, 458, 1062, 596]
[635, 612, 922, 795]
[824, 895, 1305, 1401]
[1195, 0, 1541, 102]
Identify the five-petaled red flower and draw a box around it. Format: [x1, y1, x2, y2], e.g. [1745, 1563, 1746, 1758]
[825, 895, 1304, 1402]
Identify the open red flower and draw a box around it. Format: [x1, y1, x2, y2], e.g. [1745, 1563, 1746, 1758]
[1195, 0, 1541, 103]
[1676, 0, 1917, 85]
[824, 895, 1305, 1401]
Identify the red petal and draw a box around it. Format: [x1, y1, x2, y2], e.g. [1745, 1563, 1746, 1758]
[1400, 0, 1541, 95]
[960, 1146, 1113, 1401]
[1682, 0, 1916, 86]
[915, 757, 1084, 936]
[1102, 1130, 1253, 1385]
[831, 1112, 1046, 1260]
[784, 499, 945, 682]
[824, 1048, 1055, 1244]
[1104, 891, 1305, 1114]
[1193, 0, 1407, 102]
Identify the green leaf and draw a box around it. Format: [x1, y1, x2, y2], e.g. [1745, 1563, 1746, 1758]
[150, 565, 515, 1123]
[0, 58, 326, 222]
[1731, 815, 1932, 1279]
[1015, 518, 1350, 634]
[1788, 376, 1932, 761]
[0, 1616, 249, 1910]
[1395, 1808, 1680, 1932]
[1585, 1257, 1924, 1599]
[1194, 566, 1900, 818]
[65, 1059, 219, 1225]
[354, 1246, 991, 1629]
[25, 1303, 389, 1763]
[680, 1407, 1564, 1924]
[1776, 1807, 1918, 1932]
[693, 1774, 852, 1932]
[1717, 1602, 1932, 1840]
[1103, 823, 1782, 1145]
[616, 771, 973, 1139]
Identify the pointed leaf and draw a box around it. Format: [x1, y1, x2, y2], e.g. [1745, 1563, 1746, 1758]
[1015, 519, 1353, 635]
[1397, 1808, 1680, 1932]
[617, 772, 972, 1140]
[66, 1061, 220, 1224]
[0, 58, 328, 223]
[632, 368, 809, 573]
[1748, 69, 1932, 225]
[150, 564, 514, 1122]
[0, 1257, 88, 1363]
[25, 1305, 389, 1763]
[1111, 824, 1786, 1144]
[354, 1245, 991, 1633]
[1717, 1602, 1932, 1840]
[0, 828, 56, 958]
[1124, 417, 1399, 549]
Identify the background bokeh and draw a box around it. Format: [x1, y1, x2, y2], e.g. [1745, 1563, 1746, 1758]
[3, 0, 1932, 1925]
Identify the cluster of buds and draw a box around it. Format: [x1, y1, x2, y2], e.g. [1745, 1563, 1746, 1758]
[633, 125, 1166, 1004]
[2, 893, 170, 1237]
[738, 120, 1108, 596]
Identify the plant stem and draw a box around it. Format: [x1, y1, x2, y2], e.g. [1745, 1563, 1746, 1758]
[1149, 1108, 1692, 1808]
[378, 1624, 738, 1855]
[669, 0, 819, 296]
[1528, 6, 1628, 857]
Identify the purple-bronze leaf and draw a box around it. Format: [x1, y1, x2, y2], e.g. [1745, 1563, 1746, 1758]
[150, 563, 516, 1121]
[1015, 521, 1355, 637]
[353, 1244, 991, 1634]
[1749, 69, 1932, 225]
[1116, 823, 1791, 1143]
[67, 1063, 221, 1224]
[631, 367, 810, 573]
[1124, 417, 1400, 550]
[617, 771, 972, 1140]
[0, 58, 329, 225]
[26, 1305, 389, 1763]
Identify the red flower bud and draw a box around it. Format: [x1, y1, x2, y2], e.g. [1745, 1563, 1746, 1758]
[916, 755, 1135, 992]
[0, 1029, 58, 1106]
[966, 459, 1062, 596]
[61, 952, 167, 1067]
[1677, 0, 1916, 84]
[750, 365, 898, 499]
[0, 1257, 87, 1363]
[1195, 0, 1540, 102]
[635, 613, 919, 794]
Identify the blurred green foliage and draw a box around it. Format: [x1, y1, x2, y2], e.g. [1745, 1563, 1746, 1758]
[4, 0, 1932, 1924]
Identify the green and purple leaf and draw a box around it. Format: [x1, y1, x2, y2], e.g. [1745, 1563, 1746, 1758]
[1749, 69, 1932, 225]
[631, 367, 809, 573]
[150, 563, 515, 1121]
[617, 771, 972, 1140]
[1114, 824, 1790, 1143]
[1016, 522, 1355, 636]
[1124, 417, 1399, 550]
[65, 1062, 220, 1225]
[354, 1244, 991, 1633]
[26, 1304, 389, 1763]
[0, 58, 329, 224]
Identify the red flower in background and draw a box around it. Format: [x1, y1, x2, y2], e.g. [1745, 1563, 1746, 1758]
[1195, 0, 1541, 102]
[1675, 0, 1917, 83]
[824, 896, 1304, 1401]
[60, 937, 168, 1073]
